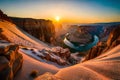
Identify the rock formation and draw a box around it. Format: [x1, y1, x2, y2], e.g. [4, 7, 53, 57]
[21, 46, 71, 65]
[0, 10, 23, 80]
[106, 25, 120, 50]
[10, 17, 55, 43]
[67, 27, 92, 44]
[0, 10, 12, 22]
[84, 26, 120, 61]
[35, 72, 62, 80]
[67, 24, 120, 42]
[0, 40, 23, 80]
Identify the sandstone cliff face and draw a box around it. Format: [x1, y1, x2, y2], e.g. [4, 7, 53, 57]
[10, 17, 55, 43]
[0, 10, 12, 22]
[106, 25, 120, 49]
[68, 24, 120, 42]
[0, 40, 23, 80]
[84, 26, 120, 61]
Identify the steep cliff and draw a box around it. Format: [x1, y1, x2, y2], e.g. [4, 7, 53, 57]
[10, 17, 55, 43]
[67, 23, 120, 42]
[84, 25, 120, 61]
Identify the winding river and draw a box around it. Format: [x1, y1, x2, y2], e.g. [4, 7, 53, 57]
[63, 35, 99, 52]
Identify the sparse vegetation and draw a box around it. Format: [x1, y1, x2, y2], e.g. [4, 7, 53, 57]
[30, 70, 38, 78]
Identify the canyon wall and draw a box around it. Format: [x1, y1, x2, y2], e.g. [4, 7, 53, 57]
[10, 17, 55, 43]
[84, 25, 120, 61]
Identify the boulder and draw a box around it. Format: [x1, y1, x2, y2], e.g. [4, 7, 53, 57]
[0, 44, 10, 54]
[0, 56, 13, 80]
[0, 41, 23, 80]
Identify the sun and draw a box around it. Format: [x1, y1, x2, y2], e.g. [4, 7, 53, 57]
[55, 16, 60, 22]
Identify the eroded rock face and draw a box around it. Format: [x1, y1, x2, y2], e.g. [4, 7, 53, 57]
[84, 26, 120, 61]
[10, 17, 55, 43]
[106, 26, 120, 49]
[84, 42, 106, 61]
[67, 27, 92, 44]
[0, 40, 23, 80]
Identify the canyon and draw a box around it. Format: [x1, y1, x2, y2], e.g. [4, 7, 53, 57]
[0, 10, 120, 80]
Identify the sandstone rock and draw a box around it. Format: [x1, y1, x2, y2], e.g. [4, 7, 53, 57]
[0, 28, 9, 41]
[84, 45, 104, 61]
[43, 49, 68, 65]
[110, 38, 120, 49]
[0, 41, 23, 80]
[10, 17, 55, 43]
[0, 56, 13, 80]
[27, 47, 71, 65]
[84, 26, 120, 61]
[106, 26, 120, 49]
[35, 72, 63, 80]
[0, 44, 10, 54]
[51, 47, 70, 59]
[67, 27, 92, 44]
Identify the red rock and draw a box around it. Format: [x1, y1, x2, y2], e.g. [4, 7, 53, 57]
[84, 26, 120, 61]
[10, 17, 55, 43]
[0, 41, 23, 80]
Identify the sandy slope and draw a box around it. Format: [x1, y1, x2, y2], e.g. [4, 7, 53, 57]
[54, 45, 120, 80]
[1, 20, 120, 80]
[0, 21, 59, 80]
[14, 51, 59, 80]
[0, 21, 50, 50]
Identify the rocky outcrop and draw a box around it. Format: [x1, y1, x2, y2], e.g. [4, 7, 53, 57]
[106, 26, 120, 50]
[84, 42, 106, 61]
[84, 26, 120, 61]
[21, 47, 71, 65]
[0, 40, 23, 80]
[10, 17, 55, 43]
[0, 10, 12, 22]
[35, 72, 62, 80]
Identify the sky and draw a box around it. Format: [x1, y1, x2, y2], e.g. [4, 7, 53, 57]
[0, 0, 120, 23]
